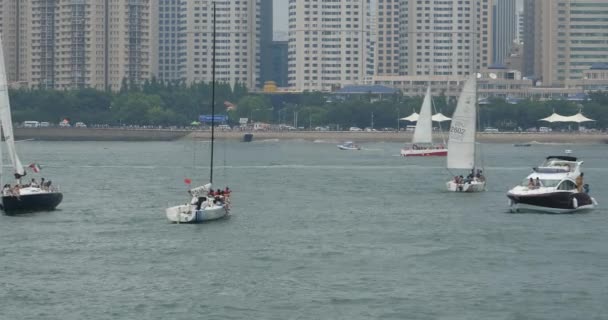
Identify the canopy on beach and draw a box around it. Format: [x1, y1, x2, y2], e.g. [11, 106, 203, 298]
[539, 112, 595, 123]
[539, 113, 570, 123]
[399, 112, 452, 122]
[432, 112, 452, 122]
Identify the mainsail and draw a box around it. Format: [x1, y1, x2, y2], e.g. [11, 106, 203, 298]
[447, 76, 477, 169]
[412, 87, 433, 144]
[0, 35, 24, 176]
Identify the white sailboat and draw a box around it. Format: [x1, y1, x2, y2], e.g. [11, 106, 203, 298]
[0, 35, 63, 213]
[446, 75, 486, 192]
[165, 3, 231, 223]
[401, 87, 447, 157]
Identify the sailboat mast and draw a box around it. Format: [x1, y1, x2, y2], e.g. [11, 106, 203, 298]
[209, 1, 216, 184]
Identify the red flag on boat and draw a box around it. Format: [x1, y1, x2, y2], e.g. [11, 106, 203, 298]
[29, 163, 41, 173]
[184, 178, 192, 184]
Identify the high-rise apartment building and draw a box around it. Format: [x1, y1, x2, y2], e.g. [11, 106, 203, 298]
[396, 0, 493, 77]
[288, 0, 373, 92]
[516, 10, 524, 45]
[158, 0, 186, 83]
[492, 0, 516, 65]
[0, 0, 157, 90]
[524, 0, 608, 87]
[183, 0, 260, 89]
[0, 0, 31, 86]
[375, 0, 399, 76]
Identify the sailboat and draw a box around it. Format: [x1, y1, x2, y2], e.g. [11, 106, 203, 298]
[165, 2, 231, 223]
[400, 87, 447, 156]
[0, 35, 63, 213]
[445, 75, 486, 192]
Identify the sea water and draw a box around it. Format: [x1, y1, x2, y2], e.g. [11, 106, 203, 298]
[1, 140, 607, 319]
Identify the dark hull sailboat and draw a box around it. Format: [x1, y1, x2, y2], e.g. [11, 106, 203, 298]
[0, 35, 64, 215]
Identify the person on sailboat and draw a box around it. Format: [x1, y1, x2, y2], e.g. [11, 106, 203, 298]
[14, 172, 26, 186]
[576, 173, 584, 192]
[29, 178, 39, 188]
[2, 184, 10, 196]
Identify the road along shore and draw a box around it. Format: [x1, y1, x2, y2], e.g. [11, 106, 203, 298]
[187, 130, 608, 144]
[14, 127, 608, 144]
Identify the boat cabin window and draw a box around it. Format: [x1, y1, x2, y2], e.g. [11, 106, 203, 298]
[541, 160, 574, 172]
[557, 180, 577, 191]
[521, 179, 560, 187]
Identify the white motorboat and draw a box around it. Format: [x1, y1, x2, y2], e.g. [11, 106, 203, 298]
[445, 75, 486, 192]
[337, 141, 361, 150]
[507, 155, 598, 213]
[401, 87, 448, 157]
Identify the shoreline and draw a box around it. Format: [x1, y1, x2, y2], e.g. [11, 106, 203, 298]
[188, 131, 608, 144]
[13, 127, 608, 144]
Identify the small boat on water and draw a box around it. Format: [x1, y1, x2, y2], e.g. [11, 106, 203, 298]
[445, 75, 486, 193]
[507, 155, 598, 213]
[0, 34, 63, 214]
[338, 141, 361, 150]
[401, 87, 448, 157]
[165, 3, 231, 223]
[514, 143, 531, 147]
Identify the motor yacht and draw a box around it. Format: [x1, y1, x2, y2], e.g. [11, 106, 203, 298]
[507, 155, 598, 213]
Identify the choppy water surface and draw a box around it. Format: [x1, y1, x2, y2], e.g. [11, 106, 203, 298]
[1, 140, 607, 320]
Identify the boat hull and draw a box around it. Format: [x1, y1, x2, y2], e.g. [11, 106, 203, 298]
[401, 148, 447, 157]
[338, 145, 360, 150]
[1, 192, 63, 214]
[166, 204, 229, 223]
[446, 180, 486, 192]
[507, 191, 597, 213]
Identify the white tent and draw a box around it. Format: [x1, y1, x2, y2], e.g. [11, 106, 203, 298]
[539, 112, 595, 123]
[399, 112, 452, 122]
[432, 112, 452, 122]
[400, 112, 419, 122]
[566, 112, 595, 123]
[539, 112, 571, 123]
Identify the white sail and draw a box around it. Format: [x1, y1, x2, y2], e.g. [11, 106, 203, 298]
[447, 76, 477, 169]
[0, 35, 24, 175]
[412, 87, 433, 144]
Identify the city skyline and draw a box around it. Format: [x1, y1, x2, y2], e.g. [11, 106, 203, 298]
[273, 0, 524, 34]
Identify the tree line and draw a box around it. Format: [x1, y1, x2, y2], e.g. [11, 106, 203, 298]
[9, 78, 608, 130]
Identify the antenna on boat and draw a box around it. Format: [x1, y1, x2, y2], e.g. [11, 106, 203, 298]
[209, 1, 216, 184]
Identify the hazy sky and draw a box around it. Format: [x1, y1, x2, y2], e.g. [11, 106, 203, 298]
[273, 0, 523, 33]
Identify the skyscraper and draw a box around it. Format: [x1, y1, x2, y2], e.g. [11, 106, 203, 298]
[158, 0, 186, 83]
[183, 0, 260, 89]
[0, 0, 158, 90]
[396, 0, 493, 77]
[492, 0, 517, 65]
[259, 0, 274, 88]
[522, 0, 535, 77]
[288, 0, 373, 91]
[524, 0, 608, 86]
[375, 0, 400, 76]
